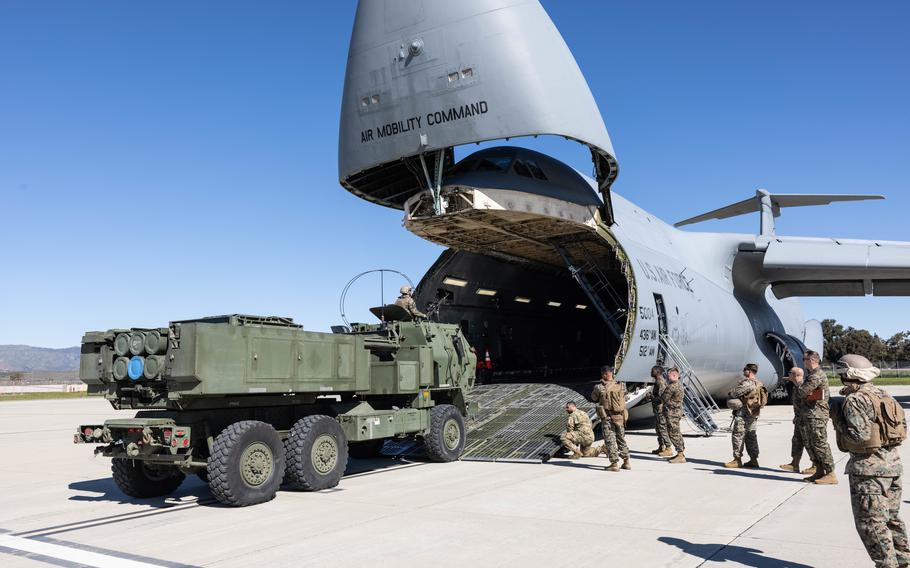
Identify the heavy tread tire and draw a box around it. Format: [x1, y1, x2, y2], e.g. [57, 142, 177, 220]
[207, 420, 285, 507]
[424, 404, 466, 462]
[348, 439, 386, 459]
[111, 458, 185, 499]
[286, 415, 348, 491]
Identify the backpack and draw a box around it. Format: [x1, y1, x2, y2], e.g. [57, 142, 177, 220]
[605, 382, 625, 414]
[743, 380, 768, 414]
[877, 393, 907, 447]
[837, 389, 906, 453]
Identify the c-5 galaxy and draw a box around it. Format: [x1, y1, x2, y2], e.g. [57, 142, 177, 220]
[76, 313, 475, 506]
[338, 0, 910, 455]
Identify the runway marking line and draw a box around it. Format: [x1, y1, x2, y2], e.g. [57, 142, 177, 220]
[0, 531, 198, 568]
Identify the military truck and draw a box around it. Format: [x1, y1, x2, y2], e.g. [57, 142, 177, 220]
[74, 311, 475, 506]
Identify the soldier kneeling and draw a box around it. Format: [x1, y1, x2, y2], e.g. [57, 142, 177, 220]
[560, 401, 597, 459]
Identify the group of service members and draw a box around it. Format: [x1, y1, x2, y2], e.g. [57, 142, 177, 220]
[559, 352, 909, 568]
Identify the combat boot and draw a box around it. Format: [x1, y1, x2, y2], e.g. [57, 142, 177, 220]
[814, 471, 838, 485]
[801, 465, 816, 476]
[651, 446, 665, 455]
[668, 452, 686, 464]
[606, 461, 620, 472]
[724, 457, 742, 468]
[658, 447, 675, 457]
[570, 449, 583, 460]
[779, 460, 800, 472]
[582, 446, 600, 458]
[804, 469, 824, 482]
[621, 458, 631, 470]
[743, 458, 759, 469]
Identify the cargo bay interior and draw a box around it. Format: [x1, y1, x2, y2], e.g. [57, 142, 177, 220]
[415, 246, 631, 383]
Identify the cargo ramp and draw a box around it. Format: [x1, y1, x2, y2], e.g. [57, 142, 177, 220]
[383, 382, 649, 463]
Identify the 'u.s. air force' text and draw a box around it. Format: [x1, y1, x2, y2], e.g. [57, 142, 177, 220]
[360, 100, 489, 143]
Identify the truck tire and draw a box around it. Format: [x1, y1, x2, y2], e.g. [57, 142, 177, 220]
[424, 404, 466, 462]
[111, 458, 185, 498]
[286, 415, 348, 491]
[348, 439, 386, 459]
[207, 420, 285, 507]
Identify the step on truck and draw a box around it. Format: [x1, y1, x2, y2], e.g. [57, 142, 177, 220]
[74, 311, 475, 506]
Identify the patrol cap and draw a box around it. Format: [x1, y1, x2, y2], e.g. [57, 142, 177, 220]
[600, 365, 614, 375]
[743, 363, 759, 374]
[666, 366, 680, 374]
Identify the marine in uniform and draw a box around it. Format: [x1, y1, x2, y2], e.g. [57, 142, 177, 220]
[781, 367, 815, 475]
[831, 354, 909, 568]
[660, 367, 686, 464]
[559, 401, 596, 459]
[725, 363, 763, 469]
[649, 365, 672, 456]
[591, 366, 630, 471]
[794, 351, 837, 484]
[394, 285, 426, 319]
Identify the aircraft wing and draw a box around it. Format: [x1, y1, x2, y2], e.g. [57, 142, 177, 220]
[741, 236, 910, 298]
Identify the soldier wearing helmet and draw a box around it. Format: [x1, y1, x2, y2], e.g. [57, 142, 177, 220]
[831, 354, 909, 568]
[394, 285, 426, 320]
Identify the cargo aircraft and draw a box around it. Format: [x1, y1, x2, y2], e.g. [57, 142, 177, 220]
[335, 0, 910, 457]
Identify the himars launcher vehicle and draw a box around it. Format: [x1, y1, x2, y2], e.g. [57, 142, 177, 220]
[75, 313, 475, 506]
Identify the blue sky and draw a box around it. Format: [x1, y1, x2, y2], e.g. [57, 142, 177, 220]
[1, 1, 908, 348]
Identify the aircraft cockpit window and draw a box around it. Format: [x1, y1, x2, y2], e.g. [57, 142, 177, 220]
[525, 160, 548, 180]
[513, 160, 533, 178]
[474, 156, 513, 172]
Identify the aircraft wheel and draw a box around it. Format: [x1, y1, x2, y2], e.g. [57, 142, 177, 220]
[286, 415, 348, 491]
[112, 458, 185, 498]
[424, 404, 465, 462]
[207, 420, 285, 507]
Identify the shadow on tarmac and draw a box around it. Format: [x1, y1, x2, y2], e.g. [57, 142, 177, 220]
[67, 456, 421, 508]
[625, 450, 808, 483]
[693, 467, 807, 484]
[658, 536, 813, 567]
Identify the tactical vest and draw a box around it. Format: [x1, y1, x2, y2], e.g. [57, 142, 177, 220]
[837, 390, 907, 453]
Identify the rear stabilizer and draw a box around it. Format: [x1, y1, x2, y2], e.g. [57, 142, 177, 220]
[675, 189, 883, 235]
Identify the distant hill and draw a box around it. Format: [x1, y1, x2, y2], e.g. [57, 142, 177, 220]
[0, 345, 80, 372]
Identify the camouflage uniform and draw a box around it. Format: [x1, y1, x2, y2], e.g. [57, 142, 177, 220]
[837, 384, 910, 568]
[560, 409, 595, 456]
[796, 367, 834, 474]
[789, 384, 809, 464]
[660, 380, 686, 453]
[729, 377, 760, 460]
[651, 373, 671, 450]
[591, 380, 629, 461]
[394, 294, 426, 319]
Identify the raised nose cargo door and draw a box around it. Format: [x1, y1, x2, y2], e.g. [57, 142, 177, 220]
[338, 0, 619, 222]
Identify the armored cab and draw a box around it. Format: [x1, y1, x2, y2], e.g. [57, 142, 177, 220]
[75, 313, 475, 506]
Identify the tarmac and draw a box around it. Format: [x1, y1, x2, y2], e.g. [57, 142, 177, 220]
[2, 388, 909, 568]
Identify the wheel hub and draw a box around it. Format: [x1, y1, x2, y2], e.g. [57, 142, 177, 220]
[443, 419, 461, 450]
[240, 442, 274, 487]
[311, 434, 339, 475]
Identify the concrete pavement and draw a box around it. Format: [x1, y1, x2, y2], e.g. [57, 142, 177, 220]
[2, 389, 908, 567]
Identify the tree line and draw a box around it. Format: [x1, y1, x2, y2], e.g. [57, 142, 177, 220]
[822, 319, 910, 365]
